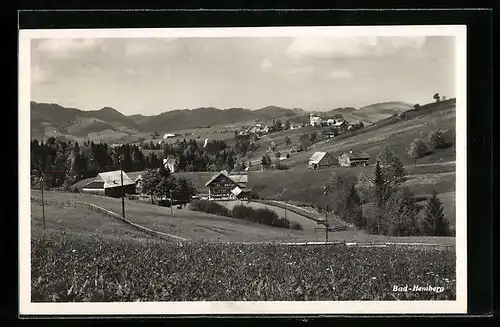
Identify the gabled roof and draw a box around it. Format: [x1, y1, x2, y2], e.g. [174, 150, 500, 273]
[98, 170, 136, 188]
[309, 151, 328, 163]
[127, 171, 143, 182]
[163, 158, 177, 164]
[82, 180, 105, 189]
[342, 151, 371, 159]
[205, 171, 248, 187]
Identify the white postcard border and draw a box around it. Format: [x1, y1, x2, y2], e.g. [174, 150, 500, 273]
[19, 25, 467, 315]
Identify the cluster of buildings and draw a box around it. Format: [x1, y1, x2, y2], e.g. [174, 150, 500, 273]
[81, 164, 253, 202]
[309, 113, 364, 133]
[307, 150, 371, 169]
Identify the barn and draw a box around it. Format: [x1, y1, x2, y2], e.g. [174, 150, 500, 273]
[82, 170, 137, 198]
[205, 171, 251, 200]
[338, 151, 371, 167]
[308, 151, 337, 169]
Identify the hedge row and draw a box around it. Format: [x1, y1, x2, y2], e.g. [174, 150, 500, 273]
[189, 200, 303, 230]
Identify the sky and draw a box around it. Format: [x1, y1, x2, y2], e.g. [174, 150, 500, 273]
[30, 35, 456, 115]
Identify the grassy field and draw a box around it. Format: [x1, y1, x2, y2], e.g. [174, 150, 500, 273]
[31, 232, 456, 302]
[30, 190, 455, 245]
[31, 202, 156, 242]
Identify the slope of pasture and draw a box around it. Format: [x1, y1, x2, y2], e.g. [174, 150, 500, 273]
[29, 190, 455, 245]
[250, 99, 456, 169]
[247, 166, 456, 230]
[30, 190, 322, 243]
[31, 201, 156, 242]
[248, 164, 455, 202]
[216, 200, 322, 231]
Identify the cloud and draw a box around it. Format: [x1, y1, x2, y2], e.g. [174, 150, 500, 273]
[288, 65, 315, 75]
[124, 38, 179, 56]
[327, 69, 353, 79]
[35, 38, 104, 59]
[31, 65, 49, 84]
[259, 58, 273, 72]
[285, 36, 426, 60]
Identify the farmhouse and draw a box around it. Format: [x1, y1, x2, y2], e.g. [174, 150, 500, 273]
[82, 170, 137, 197]
[205, 171, 251, 200]
[333, 120, 348, 129]
[309, 113, 323, 127]
[308, 151, 337, 170]
[338, 151, 371, 167]
[163, 133, 176, 139]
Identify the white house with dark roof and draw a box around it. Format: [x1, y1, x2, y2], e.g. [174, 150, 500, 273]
[82, 170, 136, 197]
[338, 151, 371, 167]
[205, 171, 251, 200]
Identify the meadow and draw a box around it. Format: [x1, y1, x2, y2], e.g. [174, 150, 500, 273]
[31, 232, 456, 302]
[31, 190, 456, 245]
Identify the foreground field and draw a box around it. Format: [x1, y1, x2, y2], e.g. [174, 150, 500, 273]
[31, 202, 155, 242]
[32, 232, 456, 302]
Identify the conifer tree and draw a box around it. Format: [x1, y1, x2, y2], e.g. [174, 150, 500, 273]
[346, 184, 365, 228]
[423, 190, 449, 236]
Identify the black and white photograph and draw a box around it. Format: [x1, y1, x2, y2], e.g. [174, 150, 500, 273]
[19, 25, 467, 315]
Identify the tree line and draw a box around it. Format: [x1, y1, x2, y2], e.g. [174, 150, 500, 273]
[31, 136, 260, 189]
[31, 138, 163, 189]
[319, 147, 451, 237]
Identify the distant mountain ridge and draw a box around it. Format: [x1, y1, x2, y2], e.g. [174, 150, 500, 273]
[30, 101, 414, 139]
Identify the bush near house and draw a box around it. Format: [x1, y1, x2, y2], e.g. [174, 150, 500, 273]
[188, 200, 232, 217]
[190, 200, 300, 230]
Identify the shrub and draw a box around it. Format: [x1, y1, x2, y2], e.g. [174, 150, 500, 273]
[275, 163, 289, 170]
[189, 200, 231, 217]
[407, 138, 431, 164]
[291, 222, 303, 230]
[428, 129, 452, 149]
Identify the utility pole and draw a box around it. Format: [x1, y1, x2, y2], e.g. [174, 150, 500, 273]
[279, 187, 287, 219]
[323, 185, 329, 243]
[120, 157, 125, 219]
[40, 175, 45, 229]
[170, 189, 174, 217]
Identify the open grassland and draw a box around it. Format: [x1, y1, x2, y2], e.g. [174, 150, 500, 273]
[248, 165, 455, 200]
[31, 202, 156, 242]
[30, 190, 455, 245]
[31, 232, 456, 302]
[31, 190, 326, 244]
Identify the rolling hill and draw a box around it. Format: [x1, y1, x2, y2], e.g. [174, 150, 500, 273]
[323, 101, 414, 125]
[30, 100, 415, 141]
